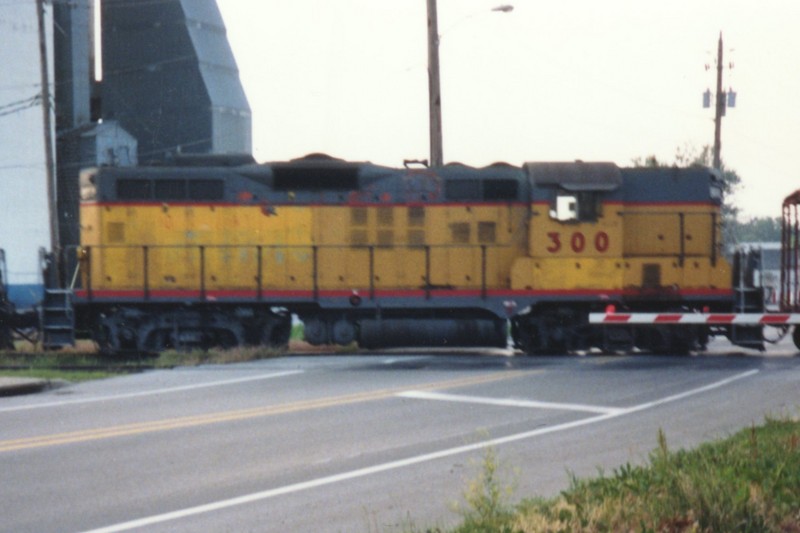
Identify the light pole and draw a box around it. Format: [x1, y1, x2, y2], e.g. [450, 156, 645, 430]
[426, 2, 512, 168]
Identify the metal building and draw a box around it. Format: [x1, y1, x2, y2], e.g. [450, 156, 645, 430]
[100, 0, 252, 161]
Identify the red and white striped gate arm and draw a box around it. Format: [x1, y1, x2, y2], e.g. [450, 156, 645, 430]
[588, 313, 800, 325]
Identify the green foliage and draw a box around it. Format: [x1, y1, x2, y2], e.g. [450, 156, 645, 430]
[729, 216, 782, 244]
[452, 447, 518, 533]
[291, 322, 304, 340]
[512, 419, 800, 532]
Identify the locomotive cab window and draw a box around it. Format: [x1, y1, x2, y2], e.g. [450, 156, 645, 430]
[550, 192, 600, 222]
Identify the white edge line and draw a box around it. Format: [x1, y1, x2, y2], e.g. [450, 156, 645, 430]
[0, 370, 304, 413]
[621, 368, 760, 414]
[397, 390, 624, 415]
[80, 368, 759, 533]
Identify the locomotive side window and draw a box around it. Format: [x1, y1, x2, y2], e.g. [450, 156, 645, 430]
[577, 192, 601, 221]
[188, 179, 224, 200]
[154, 179, 186, 200]
[550, 192, 600, 222]
[117, 179, 151, 200]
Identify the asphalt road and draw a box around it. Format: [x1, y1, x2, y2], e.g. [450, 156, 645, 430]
[1, 340, 798, 532]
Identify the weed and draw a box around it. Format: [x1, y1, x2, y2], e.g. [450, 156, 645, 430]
[509, 419, 800, 532]
[452, 447, 518, 533]
[154, 345, 284, 367]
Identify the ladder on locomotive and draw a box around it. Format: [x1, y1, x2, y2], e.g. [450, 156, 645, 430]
[39, 249, 75, 350]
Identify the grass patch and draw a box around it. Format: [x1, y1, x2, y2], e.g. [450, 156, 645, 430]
[0, 351, 147, 382]
[513, 419, 800, 532]
[291, 322, 304, 340]
[0, 340, 292, 382]
[0, 368, 116, 382]
[418, 419, 800, 533]
[153, 345, 286, 368]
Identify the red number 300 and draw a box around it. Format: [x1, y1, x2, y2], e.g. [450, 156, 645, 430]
[545, 231, 609, 254]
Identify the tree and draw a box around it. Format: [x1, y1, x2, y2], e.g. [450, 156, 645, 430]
[728, 216, 782, 243]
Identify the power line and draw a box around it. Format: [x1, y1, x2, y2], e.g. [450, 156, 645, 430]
[0, 94, 39, 111]
[0, 94, 41, 118]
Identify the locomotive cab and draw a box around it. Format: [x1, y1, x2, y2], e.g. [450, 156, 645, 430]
[510, 162, 731, 354]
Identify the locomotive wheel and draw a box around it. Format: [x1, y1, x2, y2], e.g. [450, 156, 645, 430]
[516, 317, 566, 355]
[331, 318, 357, 346]
[303, 317, 329, 345]
[92, 323, 116, 355]
[636, 325, 696, 355]
[261, 315, 291, 349]
[517, 308, 589, 355]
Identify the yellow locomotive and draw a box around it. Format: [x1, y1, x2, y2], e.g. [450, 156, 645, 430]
[72, 154, 731, 353]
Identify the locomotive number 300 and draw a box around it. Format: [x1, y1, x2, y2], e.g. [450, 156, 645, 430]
[546, 231, 610, 253]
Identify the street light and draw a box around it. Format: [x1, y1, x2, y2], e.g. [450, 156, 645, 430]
[426, 1, 512, 167]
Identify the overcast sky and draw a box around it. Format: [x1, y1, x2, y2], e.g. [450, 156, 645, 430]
[217, 0, 800, 219]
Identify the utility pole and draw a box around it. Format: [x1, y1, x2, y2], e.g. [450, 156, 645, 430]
[704, 33, 735, 170]
[36, 0, 59, 255]
[713, 32, 724, 170]
[425, 2, 512, 168]
[426, 0, 443, 168]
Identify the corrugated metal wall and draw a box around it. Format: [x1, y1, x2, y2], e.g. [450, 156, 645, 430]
[101, 0, 251, 161]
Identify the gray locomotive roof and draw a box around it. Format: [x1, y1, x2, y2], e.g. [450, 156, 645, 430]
[523, 162, 622, 191]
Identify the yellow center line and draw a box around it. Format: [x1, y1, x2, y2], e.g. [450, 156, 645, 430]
[0, 369, 540, 453]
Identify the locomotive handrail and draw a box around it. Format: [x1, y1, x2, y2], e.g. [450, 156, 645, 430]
[143, 246, 149, 301]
